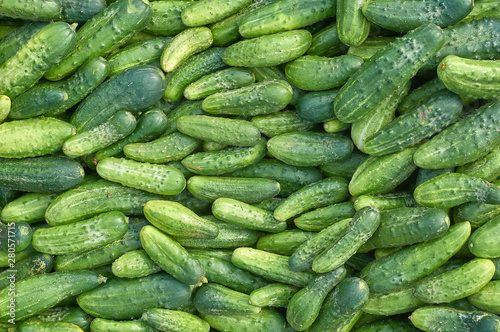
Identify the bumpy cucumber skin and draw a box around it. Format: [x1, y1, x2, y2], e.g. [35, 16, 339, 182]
[347, 37, 397, 61]
[0, 253, 54, 290]
[354, 192, 417, 211]
[239, 0, 336, 38]
[22, 306, 91, 332]
[414, 101, 500, 168]
[438, 56, 500, 99]
[200, 309, 286, 332]
[17, 320, 82, 331]
[145, 1, 192, 36]
[77, 273, 192, 320]
[308, 23, 347, 57]
[223, 30, 312, 67]
[333, 24, 445, 123]
[257, 230, 314, 256]
[142, 308, 210, 332]
[320, 151, 369, 179]
[0, 22, 76, 98]
[182, 0, 253, 27]
[457, 145, 500, 182]
[294, 202, 356, 231]
[468, 280, 500, 315]
[468, 215, 500, 258]
[45, 0, 152, 80]
[193, 283, 260, 315]
[0, 117, 75, 158]
[337, 0, 370, 46]
[162, 100, 204, 136]
[0, 0, 61, 23]
[354, 319, 419, 332]
[360, 222, 471, 293]
[90, 318, 155, 332]
[112, 250, 161, 278]
[285, 55, 363, 91]
[249, 283, 299, 307]
[362, 0, 473, 32]
[0, 23, 46, 67]
[0, 95, 10, 124]
[251, 111, 314, 137]
[362, 286, 426, 316]
[0, 156, 84, 193]
[295, 89, 339, 123]
[414, 173, 500, 209]
[9, 87, 68, 119]
[60, 0, 107, 23]
[398, 78, 447, 114]
[453, 179, 500, 228]
[0, 222, 32, 252]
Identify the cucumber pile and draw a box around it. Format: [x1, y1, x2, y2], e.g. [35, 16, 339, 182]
[0, 0, 499, 331]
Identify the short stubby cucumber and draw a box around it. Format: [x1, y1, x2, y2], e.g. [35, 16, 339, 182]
[112, 250, 161, 279]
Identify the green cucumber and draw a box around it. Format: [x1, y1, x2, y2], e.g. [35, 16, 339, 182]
[144, 200, 218, 239]
[187, 176, 280, 203]
[238, 0, 336, 38]
[354, 319, 419, 332]
[0, 244, 36, 268]
[254, 197, 289, 211]
[90, 318, 154, 332]
[0, 271, 105, 323]
[0, 22, 76, 98]
[23, 306, 91, 332]
[193, 283, 260, 315]
[285, 55, 363, 91]
[250, 65, 303, 106]
[416, 167, 455, 187]
[337, 0, 370, 46]
[232, 247, 315, 287]
[333, 24, 444, 123]
[457, 145, 500, 182]
[267, 131, 353, 167]
[295, 89, 339, 123]
[438, 56, 500, 99]
[362, 0, 473, 32]
[461, 0, 500, 22]
[144, 1, 192, 36]
[287, 267, 347, 331]
[493, 258, 500, 280]
[0, 156, 84, 193]
[308, 22, 347, 57]
[354, 192, 417, 211]
[0, 118, 75, 158]
[312, 207, 381, 273]
[162, 100, 204, 136]
[468, 215, 500, 258]
[112, 250, 161, 278]
[0, 23, 46, 67]
[308, 277, 370, 332]
[0, 95, 9, 124]
[212, 197, 287, 232]
[347, 37, 397, 61]
[63, 111, 137, 158]
[0, 222, 32, 252]
[223, 30, 312, 67]
[9, 87, 68, 119]
[414, 173, 500, 209]
[360, 222, 471, 293]
[167, 160, 195, 178]
[453, 180, 500, 228]
[362, 286, 425, 316]
[0, 188, 18, 209]
[320, 151, 369, 179]
[200, 309, 286, 332]
[70, 66, 165, 132]
[60, 0, 106, 23]
[202, 80, 293, 116]
[140, 225, 205, 285]
[274, 177, 349, 221]
[182, 0, 252, 27]
[17, 321, 83, 331]
[142, 308, 210, 332]
[294, 202, 356, 231]
[397, 78, 447, 114]
[0, 0, 61, 21]
[348, 146, 418, 196]
[32, 211, 128, 255]
[45, 0, 152, 80]
[77, 273, 192, 320]
[0, 253, 53, 290]
[164, 47, 228, 102]
[468, 280, 500, 315]
[324, 119, 350, 133]
[251, 111, 315, 137]
[184, 67, 255, 100]
[249, 284, 299, 307]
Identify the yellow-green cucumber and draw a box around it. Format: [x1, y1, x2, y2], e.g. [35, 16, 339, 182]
[112, 250, 161, 278]
[0, 95, 10, 124]
[0, 193, 57, 224]
[182, 0, 252, 27]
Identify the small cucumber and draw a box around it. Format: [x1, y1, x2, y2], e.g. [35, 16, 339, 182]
[200, 309, 286, 332]
[9, 87, 68, 119]
[182, 0, 252, 27]
[294, 202, 356, 231]
[453, 179, 500, 228]
[337, 0, 370, 46]
[468, 280, 500, 315]
[184, 68, 255, 100]
[468, 215, 500, 258]
[397, 78, 447, 114]
[112, 250, 161, 278]
[308, 23, 347, 57]
[362, 286, 425, 316]
[324, 119, 350, 133]
[251, 111, 315, 137]
[0, 95, 9, 123]
[267, 131, 353, 167]
[295, 89, 339, 123]
[145, 1, 192, 36]
[0, 222, 32, 252]
[194, 283, 260, 315]
[457, 145, 500, 182]
[142, 308, 210, 332]
[347, 36, 396, 61]
[249, 284, 299, 308]
[320, 151, 369, 179]
[90, 318, 155, 332]
[60, 0, 107, 23]
[0, 253, 53, 290]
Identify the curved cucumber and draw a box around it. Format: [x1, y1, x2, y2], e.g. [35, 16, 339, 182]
[112, 250, 161, 278]
[468, 215, 500, 258]
[9, 86, 68, 119]
[142, 308, 209, 332]
[468, 280, 500, 315]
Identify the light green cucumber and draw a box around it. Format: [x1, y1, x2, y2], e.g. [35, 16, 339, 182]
[90, 318, 155, 332]
[468, 280, 500, 315]
[468, 215, 500, 258]
[347, 37, 397, 61]
[0, 0, 61, 21]
[323, 119, 350, 133]
[0, 95, 9, 123]
[337, 0, 370, 46]
[249, 284, 300, 308]
[142, 308, 210, 332]
[144, 1, 192, 36]
[112, 250, 161, 278]
[0, 193, 57, 224]
[251, 111, 315, 137]
[294, 202, 356, 231]
[182, 0, 252, 27]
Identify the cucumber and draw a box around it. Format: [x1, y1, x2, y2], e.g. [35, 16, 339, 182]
[194, 283, 260, 315]
[63, 111, 137, 158]
[320, 151, 369, 179]
[23, 306, 90, 332]
[182, 0, 252, 27]
[0, 271, 105, 323]
[0, 188, 18, 209]
[17, 321, 83, 331]
[416, 167, 455, 187]
[164, 47, 228, 102]
[250, 65, 303, 106]
[187, 176, 280, 203]
[493, 258, 500, 280]
[9, 87, 68, 119]
[0, 22, 76, 98]
[295, 89, 338, 123]
[70, 66, 165, 132]
[312, 207, 381, 273]
[453, 180, 500, 228]
[0, 95, 9, 124]
[461, 0, 500, 22]
[438, 56, 500, 100]
[267, 131, 353, 167]
[142, 308, 210, 332]
[184, 68, 255, 100]
[200, 309, 286, 332]
[468, 280, 500, 315]
[285, 55, 363, 91]
[223, 30, 312, 67]
[287, 267, 347, 331]
[77, 273, 192, 320]
[140, 225, 206, 285]
[348, 146, 418, 196]
[0, 118, 75, 158]
[457, 145, 500, 182]
[414, 173, 500, 209]
[354, 192, 417, 211]
[360, 222, 471, 293]
[324, 119, 350, 133]
[362, 0, 473, 32]
[362, 286, 425, 316]
[0, 156, 84, 193]
[60, 0, 106, 23]
[354, 319, 419, 332]
[0, 222, 32, 252]
[337, 0, 370, 46]
[32, 211, 128, 255]
[162, 100, 204, 135]
[413, 99, 500, 169]
[249, 284, 299, 307]
[45, 0, 152, 81]
[308, 23, 347, 57]
[238, 0, 336, 38]
[333, 24, 445, 123]
[347, 37, 397, 61]
[0, 253, 53, 290]
[145, 1, 192, 36]
[143, 200, 218, 239]
[251, 111, 315, 137]
[294, 202, 356, 231]
[212, 198, 287, 233]
[0, 23, 46, 67]
[468, 215, 500, 258]
[0, 0, 61, 22]
[90, 318, 155, 332]
[112, 250, 161, 278]
[397, 78, 447, 114]
[54, 217, 148, 271]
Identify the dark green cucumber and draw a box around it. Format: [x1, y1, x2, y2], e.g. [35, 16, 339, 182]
[295, 89, 339, 123]
[223, 30, 312, 67]
[362, 0, 473, 32]
[414, 173, 500, 209]
[112, 250, 161, 278]
[287, 267, 347, 331]
[253, 197, 285, 211]
[250, 65, 303, 106]
[493, 258, 500, 280]
[70, 66, 165, 132]
[200, 309, 286, 332]
[0, 22, 77, 98]
[457, 145, 500, 182]
[397, 78, 447, 114]
[9, 86, 68, 119]
[0, 0, 61, 21]
[0, 222, 32, 252]
[181, 0, 252, 27]
[45, 0, 152, 80]
[23, 306, 91, 332]
[274, 177, 349, 221]
[360, 222, 471, 293]
[0, 271, 104, 323]
[145, 1, 192, 36]
[320, 151, 369, 179]
[249, 283, 299, 307]
[354, 319, 419, 332]
[251, 111, 315, 137]
[333, 24, 445, 123]
[416, 167, 455, 187]
[347, 37, 397, 61]
[77, 273, 192, 320]
[142, 308, 210, 332]
[0, 156, 84, 193]
[0, 188, 18, 209]
[140, 225, 206, 285]
[90, 318, 155, 332]
[468, 280, 500, 315]
[453, 180, 500, 228]
[267, 131, 353, 167]
[468, 215, 500, 258]
[362, 285, 425, 316]
[187, 176, 280, 203]
[0, 253, 53, 290]
[0, 23, 46, 67]
[238, 0, 336, 38]
[294, 202, 356, 231]
[337, 0, 370, 46]
[285, 55, 363, 91]
[193, 283, 260, 315]
[60, 0, 106, 23]
[308, 22, 347, 57]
